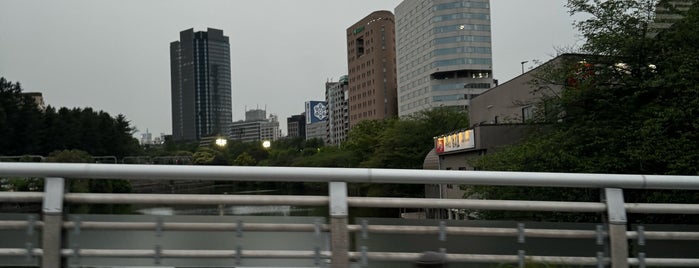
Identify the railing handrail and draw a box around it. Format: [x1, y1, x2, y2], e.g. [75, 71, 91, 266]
[3, 163, 699, 267]
[2, 162, 699, 189]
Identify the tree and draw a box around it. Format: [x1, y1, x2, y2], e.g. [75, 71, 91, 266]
[232, 152, 257, 166]
[471, 1, 699, 222]
[349, 108, 469, 169]
[193, 147, 229, 165]
[46, 149, 132, 213]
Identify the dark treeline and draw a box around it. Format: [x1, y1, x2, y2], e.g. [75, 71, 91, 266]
[0, 77, 140, 158]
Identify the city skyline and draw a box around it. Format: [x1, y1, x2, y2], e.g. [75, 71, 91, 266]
[0, 0, 581, 138]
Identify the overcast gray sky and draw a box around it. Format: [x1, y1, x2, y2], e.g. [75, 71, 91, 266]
[0, 0, 581, 138]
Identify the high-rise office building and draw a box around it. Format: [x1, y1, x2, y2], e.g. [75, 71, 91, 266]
[395, 0, 494, 116]
[287, 114, 306, 138]
[325, 75, 350, 146]
[170, 28, 232, 141]
[346, 11, 398, 128]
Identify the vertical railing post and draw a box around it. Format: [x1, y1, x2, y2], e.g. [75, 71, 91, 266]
[604, 188, 628, 268]
[329, 182, 349, 268]
[42, 177, 65, 268]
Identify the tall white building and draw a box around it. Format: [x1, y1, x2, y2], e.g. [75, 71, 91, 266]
[260, 114, 281, 141]
[395, 0, 494, 116]
[325, 76, 350, 146]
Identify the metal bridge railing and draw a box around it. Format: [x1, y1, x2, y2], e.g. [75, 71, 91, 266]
[1, 162, 699, 267]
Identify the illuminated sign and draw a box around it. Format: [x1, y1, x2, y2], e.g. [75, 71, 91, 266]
[435, 129, 475, 154]
[353, 26, 365, 35]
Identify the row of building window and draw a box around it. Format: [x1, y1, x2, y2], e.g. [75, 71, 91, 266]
[433, 94, 466, 102]
[397, 8, 490, 52]
[433, 1, 489, 11]
[399, 46, 491, 73]
[434, 46, 491, 56]
[399, 57, 491, 83]
[400, 86, 429, 102]
[434, 35, 491, 45]
[433, 12, 490, 23]
[398, 36, 490, 70]
[433, 23, 490, 34]
[433, 57, 492, 67]
[399, 97, 430, 112]
[351, 109, 378, 121]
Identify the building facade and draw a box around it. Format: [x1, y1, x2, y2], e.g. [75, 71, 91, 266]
[229, 109, 280, 143]
[305, 101, 328, 142]
[395, 0, 494, 116]
[346, 11, 398, 127]
[170, 28, 232, 141]
[260, 114, 281, 141]
[650, 0, 695, 37]
[21, 92, 45, 111]
[325, 75, 350, 146]
[286, 114, 306, 138]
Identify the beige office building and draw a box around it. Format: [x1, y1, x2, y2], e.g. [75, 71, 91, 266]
[346, 11, 398, 127]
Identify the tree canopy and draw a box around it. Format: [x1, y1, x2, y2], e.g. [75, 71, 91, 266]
[471, 0, 699, 222]
[0, 77, 141, 158]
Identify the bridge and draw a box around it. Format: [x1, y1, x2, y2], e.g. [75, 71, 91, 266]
[1, 162, 699, 267]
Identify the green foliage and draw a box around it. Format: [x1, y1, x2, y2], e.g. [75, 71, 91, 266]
[1, 177, 43, 192]
[471, 1, 699, 222]
[45, 149, 132, 213]
[46, 149, 93, 163]
[0, 77, 141, 158]
[344, 108, 469, 169]
[232, 152, 257, 166]
[292, 146, 359, 167]
[193, 147, 229, 165]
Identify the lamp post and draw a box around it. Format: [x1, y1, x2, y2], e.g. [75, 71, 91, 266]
[262, 140, 271, 149]
[215, 137, 227, 147]
[521, 60, 529, 74]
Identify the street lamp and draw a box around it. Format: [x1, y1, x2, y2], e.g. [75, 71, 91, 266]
[215, 137, 227, 147]
[262, 140, 271, 149]
[521, 61, 529, 74]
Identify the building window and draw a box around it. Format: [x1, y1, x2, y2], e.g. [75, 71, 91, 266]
[522, 106, 534, 122]
[356, 37, 365, 57]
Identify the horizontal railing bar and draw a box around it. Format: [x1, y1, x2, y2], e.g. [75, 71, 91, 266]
[64, 193, 328, 206]
[0, 192, 43, 202]
[62, 221, 329, 232]
[629, 258, 699, 266]
[55, 221, 600, 239]
[3, 162, 699, 189]
[349, 197, 605, 212]
[0, 248, 43, 256]
[59, 249, 331, 258]
[347, 225, 599, 238]
[626, 203, 699, 214]
[0, 220, 44, 229]
[627, 231, 699, 240]
[6, 192, 699, 214]
[348, 252, 605, 265]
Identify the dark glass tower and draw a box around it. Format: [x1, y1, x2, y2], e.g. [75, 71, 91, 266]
[170, 28, 232, 141]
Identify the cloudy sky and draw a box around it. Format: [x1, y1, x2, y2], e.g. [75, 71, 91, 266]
[0, 0, 581, 138]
